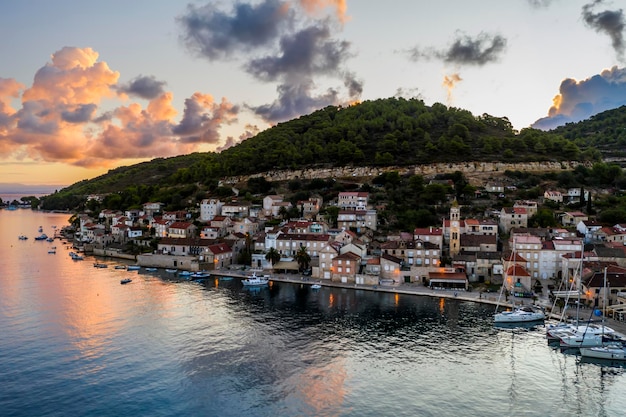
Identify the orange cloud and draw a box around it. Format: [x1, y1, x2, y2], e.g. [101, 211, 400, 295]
[0, 47, 239, 168]
[442, 73, 462, 105]
[298, 0, 349, 23]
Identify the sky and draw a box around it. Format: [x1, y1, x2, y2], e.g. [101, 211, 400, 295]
[1, 0, 626, 192]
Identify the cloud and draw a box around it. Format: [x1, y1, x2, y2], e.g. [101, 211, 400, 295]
[177, 0, 293, 60]
[216, 123, 261, 151]
[61, 104, 98, 123]
[298, 0, 349, 24]
[582, 1, 626, 62]
[172, 93, 239, 144]
[531, 66, 626, 130]
[246, 24, 350, 81]
[0, 47, 240, 168]
[179, 1, 360, 124]
[252, 80, 339, 122]
[408, 31, 507, 66]
[442, 73, 462, 105]
[117, 75, 167, 99]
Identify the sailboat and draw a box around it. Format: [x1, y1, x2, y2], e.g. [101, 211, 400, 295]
[580, 268, 626, 360]
[547, 244, 585, 341]
[494, 240, 545, 324]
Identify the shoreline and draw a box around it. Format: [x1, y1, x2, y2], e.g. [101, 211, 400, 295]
[211, 270, 626, 336]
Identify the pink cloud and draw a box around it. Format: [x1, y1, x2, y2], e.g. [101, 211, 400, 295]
[0, 47, 239, 168]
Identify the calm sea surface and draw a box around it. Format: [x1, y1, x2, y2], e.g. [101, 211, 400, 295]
[2, 210, 626, 417]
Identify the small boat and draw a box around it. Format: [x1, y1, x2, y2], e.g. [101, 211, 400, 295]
[165, 269, 178, 273]
[93, 263, 108, 268]
[115, 265, 127, 270]
[241, 272, 270, 286]
[580, 344, 626, 361]
[120, 278, 132, 285]
[126, 265, 141, 271]
[494, 305, 545, 324]
[69, 252, 84, 260]
[34, 234, 48, 241]
[190, 271, 210, 279]
[311, 283, 322, 290]
[38, 226, 43, 233]
[48, 249, 56, 254]
[46, 237, 54, 242]
[18, 235, 28, 240]
[179, 271, 193, 277]
[145, 267, 158, 272]
[220, 276, 234, 281]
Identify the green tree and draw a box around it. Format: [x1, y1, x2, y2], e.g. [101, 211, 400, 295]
[265, 247, 281, 268]
[295, 246, 311, 272]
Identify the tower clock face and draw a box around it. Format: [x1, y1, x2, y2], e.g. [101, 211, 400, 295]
[451, 221, 458, 227]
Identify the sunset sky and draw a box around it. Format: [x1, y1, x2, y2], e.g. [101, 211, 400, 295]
[1, 0, 626, 191]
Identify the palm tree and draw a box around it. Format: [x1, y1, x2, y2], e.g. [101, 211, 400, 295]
[295, 246, 311, 272]
[265, 247, 281, 269]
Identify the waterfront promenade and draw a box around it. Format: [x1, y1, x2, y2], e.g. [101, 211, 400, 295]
[211, 269, 626, 336]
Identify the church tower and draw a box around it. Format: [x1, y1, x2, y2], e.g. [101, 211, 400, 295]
[449, 200, 460, 257]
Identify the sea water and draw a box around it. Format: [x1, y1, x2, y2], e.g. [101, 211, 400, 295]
[1, 210, 626, 417]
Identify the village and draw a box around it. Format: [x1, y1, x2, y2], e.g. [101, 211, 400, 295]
[65, 180, 626, 323]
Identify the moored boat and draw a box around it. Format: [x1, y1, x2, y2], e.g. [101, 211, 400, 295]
[18, 235, 28, 240]
[165, 269, 178, 273]
[120, 278, 132, 285]
[93, 263, 108, 268]
[145, 267, 158, 272]
[241, 272, 270, 286]
[494, 305, 545, 323]
[311, 283, 322, 290]
[580, 344, 626, 361]
[127, 265, 141, 271]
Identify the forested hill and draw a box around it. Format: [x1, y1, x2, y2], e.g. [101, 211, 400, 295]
[43, 97, 616, 209]
[550, 105, 626, 160]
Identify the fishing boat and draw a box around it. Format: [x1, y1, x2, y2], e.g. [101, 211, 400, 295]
[120, 278, 132, 285]
[241, 272, 270, 286]
[93, 263, 108, 268]
[115, 265, 127, 270]
[127, 265, 141, 271]
[165, 269, 178, 273]
[145, 267, 158, 272]
[190, 271, 210, 279]
[34, 233, 48, 241]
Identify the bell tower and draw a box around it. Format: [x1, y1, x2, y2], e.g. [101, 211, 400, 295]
[449, 200, 460, 257]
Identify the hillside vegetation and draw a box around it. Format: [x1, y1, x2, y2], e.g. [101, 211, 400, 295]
[41, 97, 622, 211]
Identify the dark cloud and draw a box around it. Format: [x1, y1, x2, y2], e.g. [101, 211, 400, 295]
[61, 104, 97, 123]
[343, 72, 363, 99]
[408, 31, 507, 66]
[252, 81, 339, 123]
[16, 101, 58, 134]
[117, 75, 166, 99]
[582, 1, 626, 62]
[172, 93, 239, 144]
[243, 20, 358, 122]
[178, 0, 292, 60]
[246, 24, 350, 81]
[532, 66, 626, 130]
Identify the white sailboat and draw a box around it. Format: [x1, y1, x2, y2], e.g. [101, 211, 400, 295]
[547, 243, 585, 341]
[579, 267, 626, 359]
[494, 240, 545, 324]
